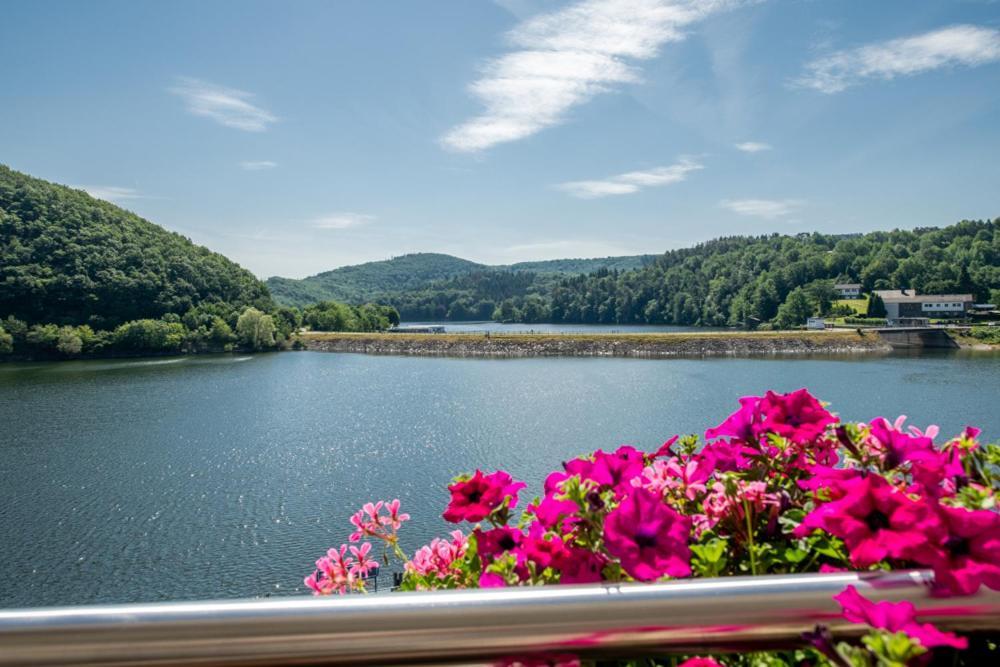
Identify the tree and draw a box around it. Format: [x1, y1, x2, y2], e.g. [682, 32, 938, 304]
[774, 288, 813, 329]
[867, 293, 887, 318]
[0, 324, 12, 354]
[236, 308, 276, 350]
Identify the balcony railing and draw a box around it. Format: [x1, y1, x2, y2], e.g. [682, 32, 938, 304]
[2, 570, 998, 666]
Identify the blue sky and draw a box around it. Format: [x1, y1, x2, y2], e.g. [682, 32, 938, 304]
[1, 1, 999, 279]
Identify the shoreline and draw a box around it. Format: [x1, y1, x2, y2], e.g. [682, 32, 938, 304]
[302, 330, 895, 359]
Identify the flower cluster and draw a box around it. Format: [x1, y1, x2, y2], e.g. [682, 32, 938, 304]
[303, 390, 1000, 666]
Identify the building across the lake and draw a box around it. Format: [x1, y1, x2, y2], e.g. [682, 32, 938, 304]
[834, 283, 862, 299]
[874, 290, 974, 324]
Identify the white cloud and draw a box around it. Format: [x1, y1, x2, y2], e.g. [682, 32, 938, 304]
[442, 0, 743, 151]
[719, 198, 802, 219]
[239, 160, 278, 170]
[169, 77, 277, 131]
[311, 213, 376, 230]
[79, 186, 143, 202]
[795, 24, 1000, 94]
[734, 141, 771, 152]
[556, 157, 702, 198]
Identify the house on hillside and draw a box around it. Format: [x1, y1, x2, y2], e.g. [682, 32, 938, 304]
[874, 290, 974, 324]
[834, 283, 862, 299]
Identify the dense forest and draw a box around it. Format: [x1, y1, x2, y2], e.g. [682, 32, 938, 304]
[266, 252, 655, 307]
[280, 220, 999, 327]
[536, 221, 999, 326]
[0, 165, 398, 359]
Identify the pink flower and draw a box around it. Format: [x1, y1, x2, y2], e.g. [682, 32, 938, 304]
[756, 389, 836, 445]
[867, 417, 936, 471]
[555, 547, 606, 584]
[525, 495, 579, 534]
[348, 542, 379, 578]
[405, 530, 468, 583]
[705, 395, 760, 443]
[706, 389, 835, 447]
[834, 585, 967, 649]
[634, 455, 710, 500]
[603, 487, 691, 581]
[930, 506, 1000, 596]
[678, 659, 725, 667]
[564, 446, 646, 496]
[479, 572, 508, 588]
[349, 499, 410, 542]
[700, 439, 754, 472]
[443, 470, 527, 523]
[796, 473, 943, 567]
[305, 544, 357, 596]
[474, 526, 524, 565]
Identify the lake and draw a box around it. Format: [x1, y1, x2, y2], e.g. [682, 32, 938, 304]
[2, 350, 999, 608]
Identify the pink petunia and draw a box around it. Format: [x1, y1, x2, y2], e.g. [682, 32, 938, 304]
[834, 585, 967, 649]
[796, 473, 943, 567]
[443, 470, 527, 523]
[563, 446, 647, 497]
[603, 487, 691, 581]
[677, 659, 726, 667]
[554, 547, 607, 584]
[930, 506, 1000, 596]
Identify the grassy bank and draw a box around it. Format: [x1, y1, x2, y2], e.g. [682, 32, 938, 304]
[302, 329, 891, 359]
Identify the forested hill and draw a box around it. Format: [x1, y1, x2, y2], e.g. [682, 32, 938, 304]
[542, 221, 999, 326]
[0, 165, 272, 327]
[267, 253, 486, 305]
[278, 220, 997, 325]
[266, 253, 656, 307]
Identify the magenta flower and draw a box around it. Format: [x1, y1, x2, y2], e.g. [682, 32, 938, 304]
[930, 506, 1000, 596]
[603, 487, 691, 581]
[705, 395, 760, 442]
[474, 526, 524, 565]
[699, 439, 754, 473]
[677, 659, 725, 667]
[834, 585, 967, 649]
[443, 470, 527, 523]
[867, 416, 937, 471]
[564, 446, 646, 496]
[796, 473, 943, 567]
[756, 389, 836, 445]
[555, 547, 606, 584]
[525, 495, 579, 534]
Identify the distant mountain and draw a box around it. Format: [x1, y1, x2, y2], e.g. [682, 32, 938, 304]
[266, 252, 655, 307]
[0, 165, 272, 327]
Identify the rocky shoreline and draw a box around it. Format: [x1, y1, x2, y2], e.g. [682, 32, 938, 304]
[302, 330, 893, 359]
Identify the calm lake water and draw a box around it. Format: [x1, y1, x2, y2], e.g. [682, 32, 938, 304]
[2, 350, 999, 608]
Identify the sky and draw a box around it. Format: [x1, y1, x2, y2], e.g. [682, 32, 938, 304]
[1, 0, 999, 279]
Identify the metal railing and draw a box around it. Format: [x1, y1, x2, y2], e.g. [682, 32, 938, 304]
[2, 570, 998, 666]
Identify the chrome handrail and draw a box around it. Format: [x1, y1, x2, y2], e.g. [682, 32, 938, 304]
[1, 570, 997, 666]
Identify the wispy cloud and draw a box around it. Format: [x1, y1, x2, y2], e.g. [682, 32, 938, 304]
[442, 0, 743, 152]
[79, 186, 144, 202]
[719, 198, 802, 219]
[556, 157, 702, 198]
[311, 213, 376, 230]
[239, 160, 278, 170]
[169, 77, 277, 131]
[734, 141, 771, 153]
[795, 24, 1000, 94]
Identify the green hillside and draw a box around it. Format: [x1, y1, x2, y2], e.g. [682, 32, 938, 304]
[0, 164, 272, 327]
[266, 252, 655, 307]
